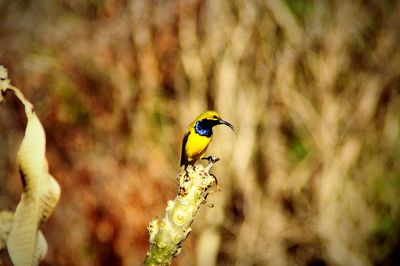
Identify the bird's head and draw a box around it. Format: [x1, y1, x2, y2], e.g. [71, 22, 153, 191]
[195, 111, 235, 132]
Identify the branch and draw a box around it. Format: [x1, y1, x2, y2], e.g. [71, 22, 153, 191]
[144, 156, 220, 266]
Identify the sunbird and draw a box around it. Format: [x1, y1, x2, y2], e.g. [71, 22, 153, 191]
[180, 111, 235, 167]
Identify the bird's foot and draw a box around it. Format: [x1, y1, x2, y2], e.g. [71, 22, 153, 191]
[202, 155, 219, 172]
[202, 155, 220, 164]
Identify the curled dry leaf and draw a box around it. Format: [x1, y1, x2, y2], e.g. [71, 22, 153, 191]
[7, 111, 61, 266]
[0, 66, 60, 266]
[0, 211, 48, 266]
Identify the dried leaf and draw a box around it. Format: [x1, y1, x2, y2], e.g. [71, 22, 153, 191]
[0, 65, 60, 266]
[0, 211, 48, 265]
[7, 112, 60, 266]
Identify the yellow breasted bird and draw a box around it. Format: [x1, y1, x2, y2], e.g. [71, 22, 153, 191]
[180, 111, 235, 167]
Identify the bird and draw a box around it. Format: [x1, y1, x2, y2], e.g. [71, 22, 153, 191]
[180, 111, 235, 167]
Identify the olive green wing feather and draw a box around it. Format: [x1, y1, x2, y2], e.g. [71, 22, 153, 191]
[180, 131, 190, 166]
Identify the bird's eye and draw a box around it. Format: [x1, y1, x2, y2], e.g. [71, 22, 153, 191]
[213, 115, 218, 119]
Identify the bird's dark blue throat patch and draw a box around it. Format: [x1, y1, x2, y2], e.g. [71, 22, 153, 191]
[195, 120, 213, 137]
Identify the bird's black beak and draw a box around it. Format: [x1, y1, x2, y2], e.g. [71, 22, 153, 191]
[218, 119, 235, 132]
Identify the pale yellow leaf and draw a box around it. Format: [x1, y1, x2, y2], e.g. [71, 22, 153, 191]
[1, 65, 60, 266]
[7, 112, 60, 266]
[33, 231, 48, 266]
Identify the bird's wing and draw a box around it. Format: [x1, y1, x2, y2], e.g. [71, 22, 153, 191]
[180, 131, 190, 166]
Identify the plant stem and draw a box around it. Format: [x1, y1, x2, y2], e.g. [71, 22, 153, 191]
[144, 158, 219, 266]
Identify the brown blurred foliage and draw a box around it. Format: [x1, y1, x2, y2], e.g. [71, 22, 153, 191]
[1, 0, 400, 265]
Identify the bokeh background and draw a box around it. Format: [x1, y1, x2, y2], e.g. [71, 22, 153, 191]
[1, 0, 400, 265]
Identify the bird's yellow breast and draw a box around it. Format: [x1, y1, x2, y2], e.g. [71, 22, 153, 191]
[185, 128, 212, 163]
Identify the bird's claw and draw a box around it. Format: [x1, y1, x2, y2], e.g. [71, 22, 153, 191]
[202, 155, 220, 164]
[203, 156, 219, 172]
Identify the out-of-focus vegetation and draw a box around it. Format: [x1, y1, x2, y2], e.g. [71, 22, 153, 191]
[1, 0, 400, 265]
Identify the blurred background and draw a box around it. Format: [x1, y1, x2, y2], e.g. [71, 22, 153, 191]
[1, 0, 400, 265]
